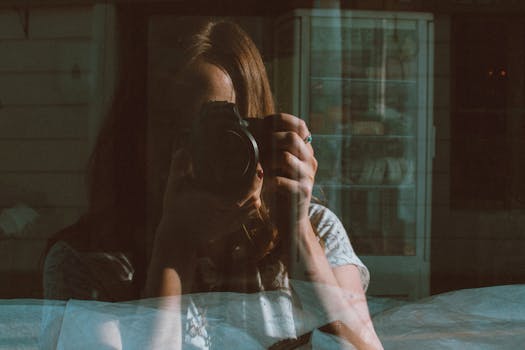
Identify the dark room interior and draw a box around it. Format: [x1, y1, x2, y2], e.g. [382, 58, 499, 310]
[0, 0, 524, 348]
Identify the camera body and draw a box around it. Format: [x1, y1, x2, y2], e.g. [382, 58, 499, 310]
[190, 101, 266, 197]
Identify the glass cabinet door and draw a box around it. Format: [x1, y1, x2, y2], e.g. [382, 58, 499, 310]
[309, 16, 421, 256]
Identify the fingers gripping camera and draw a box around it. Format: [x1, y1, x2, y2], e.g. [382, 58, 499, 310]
[190, 101, 266, 198]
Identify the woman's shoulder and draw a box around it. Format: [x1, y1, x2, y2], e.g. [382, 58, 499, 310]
[308, 202, 344, 233]
[307, 202, 370, 291]
[44, 241, 136, 301]
[308, 202, 351, 247]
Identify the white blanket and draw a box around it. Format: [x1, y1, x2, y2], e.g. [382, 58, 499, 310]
[1, 284, 525, 349]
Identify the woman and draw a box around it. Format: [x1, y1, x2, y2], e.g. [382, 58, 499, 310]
[44, 18, 382, 349]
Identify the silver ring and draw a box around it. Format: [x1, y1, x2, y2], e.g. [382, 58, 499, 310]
[303, 134, 312, 144]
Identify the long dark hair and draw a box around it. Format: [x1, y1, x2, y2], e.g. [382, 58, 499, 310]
[45, 6, 148, 298]
[169, 19, 279, 261]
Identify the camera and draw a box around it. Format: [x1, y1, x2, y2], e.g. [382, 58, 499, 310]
[190, 101, 266, 198]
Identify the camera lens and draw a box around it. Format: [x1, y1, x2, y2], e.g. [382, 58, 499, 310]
[214, 129, 252, 182]
[191, 101, 259, 197]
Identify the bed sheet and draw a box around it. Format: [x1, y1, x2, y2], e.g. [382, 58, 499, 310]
[1, 284, 524, 349]
[373, 284, 525, 349]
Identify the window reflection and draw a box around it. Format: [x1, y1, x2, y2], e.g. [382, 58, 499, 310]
[1, 1, 525, 349]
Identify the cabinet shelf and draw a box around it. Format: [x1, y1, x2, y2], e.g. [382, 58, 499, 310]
[315, 182, 415, 190]
[313, 133, 416, 139]
[311, 76, 417, 84]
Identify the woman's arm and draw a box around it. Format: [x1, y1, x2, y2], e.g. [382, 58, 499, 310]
[143, 150, 200, 298]
[144, 217, 197, 297]
[265, 113, 382, 349]
[294, 219, 383, 350]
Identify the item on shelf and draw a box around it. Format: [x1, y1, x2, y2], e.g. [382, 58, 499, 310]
[398, 187, 416, 223]
[311, 80, 324, 93]
[313, 137, 343, 182]
[350, 90, 369, 108]
[350, 157, 414, 186]
[366, 103, 403, 121]
[386, 56, 404, 80]
[366, 190, 381, 233]
[384, 157, 403, 184]
[387, 34, 419, 80]
[309, 110, 343, 134]
[381, 190, 397, 254]
[381, 105, 403, 121]
[358, 158, 386, 185]
[399, 159, 415, 185]
[357, 159, 374, 185]
[399, 35, 418, 61]
[403, 243, 416, 256]
[364, 104, 415, 135]
[311, 52, 342, 77]
[343, 64, 363, 78]
[326, 106, 344, 133]
[327, 105, 343, 119]
[366, 66, 386, 80]
[384, 115, 414, 135]
[386, 56, 418, 80]
[351, 121, 385, 135]
[309, 112, 327, 133]
[345, 157, 362, 185]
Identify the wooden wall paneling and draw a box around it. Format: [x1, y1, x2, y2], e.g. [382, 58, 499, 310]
[0, 140, 88, 171]
[0, 40, 91, 72]
[0, 73, 91, 105]
[0, 106, 89, 138]
[28, 6, 93, 39]
[0, 173, 87, 208]
[0, 9, 27, 39]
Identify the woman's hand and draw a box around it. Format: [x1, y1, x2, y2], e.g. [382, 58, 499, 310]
[262, 113, 317, 225]
[160, 148, 263, 245]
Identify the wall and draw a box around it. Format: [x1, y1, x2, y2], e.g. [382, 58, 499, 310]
[0, 4, 114, 297]
[431, 14, 525, 294]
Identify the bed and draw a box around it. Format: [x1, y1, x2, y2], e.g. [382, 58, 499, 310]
[1, 283, 524, 349]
